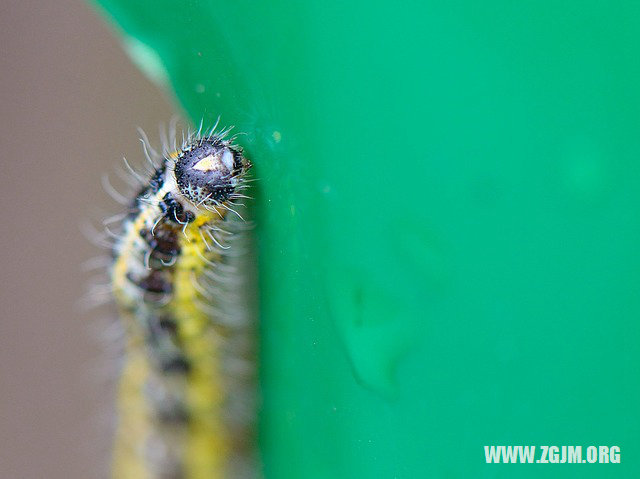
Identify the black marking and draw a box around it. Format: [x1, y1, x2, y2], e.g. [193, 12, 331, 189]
[161, 192, 195, 225]
[127, 270, 173, 297]
[148, 165, 166, 194]
[158, 317, 178, 335]
[156, 403, 190, 424]
[138, 223, 182, 267]
[153, 230, 181, 261]
[140, 271, 173, 294]
[146, 316, 190, 376]
[143, 377, 190, 424]
[160, 356, 192, 374]
[123, 166, 166, 224]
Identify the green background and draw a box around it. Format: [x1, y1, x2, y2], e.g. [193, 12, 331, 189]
[93, 1, 640, 477]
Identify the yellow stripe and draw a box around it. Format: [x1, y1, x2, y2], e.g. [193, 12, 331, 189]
[111, 204, 156, 478]
[173, 211, 229, 479]
[112, 336, 151, 479]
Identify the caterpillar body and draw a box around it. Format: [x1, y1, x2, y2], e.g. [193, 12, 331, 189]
[108, 124, 255, 479]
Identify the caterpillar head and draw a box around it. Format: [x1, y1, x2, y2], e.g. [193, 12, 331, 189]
[173, 138, 251, 208]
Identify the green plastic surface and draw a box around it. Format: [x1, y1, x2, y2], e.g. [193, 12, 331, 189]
[93, 1, 640, 477]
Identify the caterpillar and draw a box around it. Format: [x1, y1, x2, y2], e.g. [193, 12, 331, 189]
[105, 121, 256, 479]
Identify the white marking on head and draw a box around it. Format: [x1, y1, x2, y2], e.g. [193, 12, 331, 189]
[191, 147, 234, 174]
[193, 154, 222, 172]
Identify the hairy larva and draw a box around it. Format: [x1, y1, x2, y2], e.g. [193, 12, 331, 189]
[101, 120, 256, 479]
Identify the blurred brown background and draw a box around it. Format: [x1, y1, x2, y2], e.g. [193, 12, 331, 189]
[0, 1, 174, 477]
